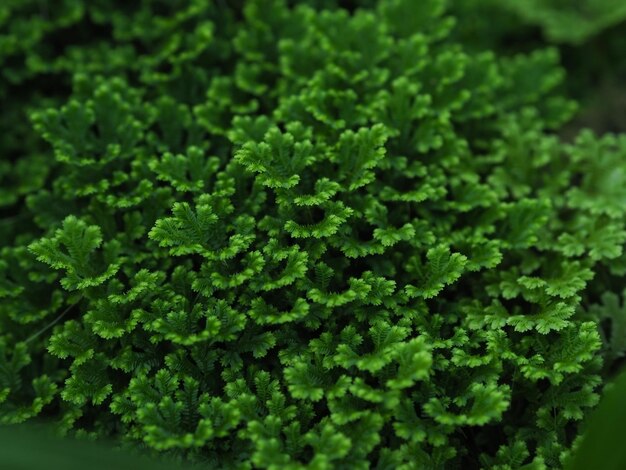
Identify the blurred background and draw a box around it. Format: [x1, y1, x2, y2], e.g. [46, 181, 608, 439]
[452, 0, 626, 136]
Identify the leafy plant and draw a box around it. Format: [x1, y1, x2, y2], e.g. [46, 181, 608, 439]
[566, 369, 626, 470]
[1, 0, 626, 468]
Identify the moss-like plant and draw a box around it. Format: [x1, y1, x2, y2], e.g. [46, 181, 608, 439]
[2, 1, 626, 468]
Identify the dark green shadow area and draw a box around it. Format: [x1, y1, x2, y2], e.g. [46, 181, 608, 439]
[0, 424, 189, 470]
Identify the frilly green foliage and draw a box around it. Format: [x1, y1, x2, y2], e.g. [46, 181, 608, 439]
[1, 0, 625, 468]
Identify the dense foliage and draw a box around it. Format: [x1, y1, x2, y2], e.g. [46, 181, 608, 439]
[2, 1, 626, 468]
